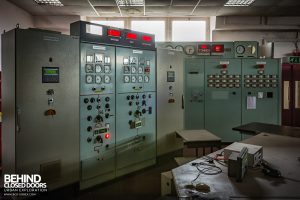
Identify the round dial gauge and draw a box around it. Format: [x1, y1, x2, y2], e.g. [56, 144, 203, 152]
[184, 45, 195, 55]
[104, 75, 111, 83]
[175, 45, 184, 52]
[131, 76, 137, 83]
[236, 45, 245, 54]
[95, 65, 102, 73]
[104, 65, 111, 73]
[124, 75, 130, 83]
[95, 75, 102, 84]
[165, 45, 174, 50]
[124, 66, 130, 74]
[131, 66, 137, 74]
[85, 64, 94, 73]
[144, 75, 149, 83]
[86, 75, 93, 84]
[138, 75, 143, 83]
[138, 67, 143, 74]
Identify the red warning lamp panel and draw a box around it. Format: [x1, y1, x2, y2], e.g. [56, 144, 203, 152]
[211, 44, 224, 56]
[105, 133, 110, 139]
[197, 44, 211, 55]
[126, 32, 137, 40]
[107, 29, 121, 37]
[142, 35, 153, 42]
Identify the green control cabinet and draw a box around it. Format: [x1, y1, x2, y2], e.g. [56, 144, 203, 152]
[241, 59, 281, 125]
[115, 47, 156, 177]
[205, 59, 242, 142]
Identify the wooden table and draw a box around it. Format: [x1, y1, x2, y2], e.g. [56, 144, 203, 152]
[172, 133, 300, 199]
[175, 130, 221, 157]
[232, 122, 300, 138]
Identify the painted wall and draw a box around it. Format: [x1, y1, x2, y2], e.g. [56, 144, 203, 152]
[0, 0, 34, 69]
[212, 16, 300, 58]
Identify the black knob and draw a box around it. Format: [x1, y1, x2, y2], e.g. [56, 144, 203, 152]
[97, 98, 101, 102]
[87, 137, 92, 143]
[131, 95, 135, 100]
[142, 100, 146, 106]
[136, 101, 140, 105]
[96, 135, 103, 143]
[129, 120, 132, 125]
[84, 98, 89, 103]
[142, 94, 146, 99]
[142, 109, 146, 114]
[92, 87, 96, 91]
[87, 105, 92, 110]
[90, 98, 95, 103]
[135, 110, 141, 116]
[136, 95, 139, 99]
[105, 144, 109, 148]
[87, 126, 92, 132]
[148, 94, 152, 98]
[87, 116, 92, 121]
[97, 105, 101, 109]
[129, 101, 132, 106]
[126, 95, 130, 100]
[105, 103, 110, 109]
[96, 115, 103, 122]
[129, 111, 132, 115]
[105, 113, 110, 118]
[105, 97, 110, 102]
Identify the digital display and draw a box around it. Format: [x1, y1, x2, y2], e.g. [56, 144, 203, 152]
[135, 121, 142, 128]
[198, 44, 211, 55]
[126, 32, 137, 40]
[86, 24, 103, 35]
[107, 29, 121, 37]
[142, 35, 152, 42]
[42, 67, 59, 83]
[167, 71, 175, 82]
[94, 127, 108, 135]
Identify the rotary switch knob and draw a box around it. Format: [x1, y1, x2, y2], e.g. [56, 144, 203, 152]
[142, 94, 146, 99]
[95, 135, 103, 143]
[87, 116, 93, 121]
[84, 98, 89, 103]
[129, 101, 133, 106]
[105, 97, 110, 102]
[126, 95, 130, 100]
[105, 103, 110, 109]
[87, 126, 92, 132]
[90, 98, 95, 103]
[128, 111, 132, 116]
[87, 137, 92, 143]
[105, 113, 110, 118]
[131, 95, 135, 100]
[142, 100, 146, 106]
[136, 95, 139, 99]
[87, 105, 92, 110]
[96, 115, 103, 122]
[142, 109, 146, 114]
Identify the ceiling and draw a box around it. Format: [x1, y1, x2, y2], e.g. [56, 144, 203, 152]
[8, 0, 300, 17]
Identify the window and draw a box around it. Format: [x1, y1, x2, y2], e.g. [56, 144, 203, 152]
[131, 20, 165, 42]
[172, 21, 206, 41]
[91, 20, 124, 29]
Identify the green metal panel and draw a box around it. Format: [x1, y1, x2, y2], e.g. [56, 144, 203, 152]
[205, 58, 242, 142]
[184, 58, 205, 129]
[115, 47, 156, 177]
[241, 59, 281, 125]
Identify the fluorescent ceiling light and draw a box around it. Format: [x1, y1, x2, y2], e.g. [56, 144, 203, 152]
[116, 0, 145, 6]
[34, 0, 64, 6]
[224, 0, 255, 6]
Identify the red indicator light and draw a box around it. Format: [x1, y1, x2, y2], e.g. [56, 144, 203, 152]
[126, 32, 137, 40]
[222, 64, 227, 69]
[107, 29, 121, 37]
[201, 45, 208, 49]
[258, 64, 264, 69]
[142, 35, 152, 42]
[105, 133, 110, 139]
[212, 45, 224, 53]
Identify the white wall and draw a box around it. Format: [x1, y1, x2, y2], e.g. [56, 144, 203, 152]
[0, 0, 34, 69]
[212, 16, 300, 58]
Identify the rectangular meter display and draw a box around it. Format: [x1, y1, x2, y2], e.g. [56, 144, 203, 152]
[42, 67, 59, 83]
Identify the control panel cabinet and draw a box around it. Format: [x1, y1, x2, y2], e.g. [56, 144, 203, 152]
[242, 59, 280, 125]
[205, 59, 242, 142]
[79, 43, 116, 189]
[1, 28, 80, 190]
[115, 47, 156, 177]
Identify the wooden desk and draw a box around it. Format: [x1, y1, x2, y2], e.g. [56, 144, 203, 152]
[172, 133, 300, 199]
[232, 122, 300, 138]
[175, 130, 221, 156]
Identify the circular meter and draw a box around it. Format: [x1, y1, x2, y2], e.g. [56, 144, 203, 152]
[138, 66, 143, 74]
[104, 65, 111, 73]
[175, 45, 184, 52]
[104, 75, 111, 83]
[86, 75, 93, 84]
[144, 75, 149, 83]
[95, 64, 102, 73]
[131, 66, 137, 74]
[184, 45, 195, 55]
[236, 45, 245, 54]
[124, 75, 130, 83]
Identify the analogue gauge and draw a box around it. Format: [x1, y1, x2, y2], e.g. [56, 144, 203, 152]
[144, 75, 149, 83]
[236, 45, 245, 54]
[138, 66, 143, 74]
[184, 45, 195, 55]
[86, 75, 93, 84]
[95, 64, 102, 73]
[85, 64, 94, 73]
[131, 66, 137, 74]
[165, 45, 174, 50]
[104, 65, 111, 73]
[124, 75, 130, 83]
[131, 76, 137, 83]
[175, 45, 184, 52]
[95, 53, 103, 63]
[138, 75, 143, 83]
[124, 66, 130, 74]
[104, 75, 111, 83]
[95, 75, 102, 84]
